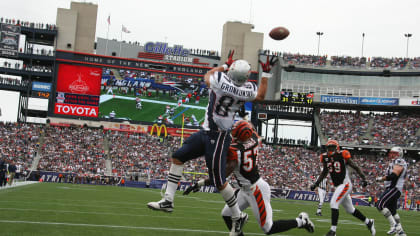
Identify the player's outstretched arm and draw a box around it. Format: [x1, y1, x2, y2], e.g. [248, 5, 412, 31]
[347, 158, 368, 186]
[204, 50, 235, 87]
[376, 164, 404, 182]
[311, 162, 328, 191]
[254, 55, 278, 101]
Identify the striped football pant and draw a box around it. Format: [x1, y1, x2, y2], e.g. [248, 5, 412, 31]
[330, 181, 356, 214]
[221, 178, 273, 234]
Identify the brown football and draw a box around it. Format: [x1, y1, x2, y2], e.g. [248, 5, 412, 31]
[269, 26, 290, 40]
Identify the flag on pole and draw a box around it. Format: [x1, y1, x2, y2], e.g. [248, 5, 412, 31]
[107, 15, 111, 25]
[122, 25, 131, 33]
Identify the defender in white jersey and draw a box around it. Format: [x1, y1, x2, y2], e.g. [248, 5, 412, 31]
[184, 120, 314, 235]
[148, 51, 277, 236]
[376, 146, 408, 236]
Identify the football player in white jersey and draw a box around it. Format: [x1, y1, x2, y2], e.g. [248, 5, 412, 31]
[147, 51, 277, 236]
[184, 120, 315, 235]
[375, 146, 408, 236]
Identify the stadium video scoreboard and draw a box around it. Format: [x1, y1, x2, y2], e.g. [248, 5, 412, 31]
[53, 64, 102, 117]
[280, 91, 314, 104]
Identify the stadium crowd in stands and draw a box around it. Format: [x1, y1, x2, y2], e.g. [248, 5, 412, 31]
[38, 126, 106, 175]
[0, 123, 42, 174]
[24, 45, 54, 56]
[319, 111, 420, 148]
[0, 77, 30, 87]
[107, 131, 206, 180]
[370, 57, 409, 69]
[320, 111, 371, 144]
[330, 56, 366, 67]
[0, 17, 56, 30]
[282, 53, 327, 66]
[1, 122, 418, 208]
[369, 113, 420, 147]
[0, 60, 53, 73]
[258, 51, 420, 70]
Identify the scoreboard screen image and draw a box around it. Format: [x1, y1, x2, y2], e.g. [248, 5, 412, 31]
[52, 63, 208, 125]
[54, 64, 102, 117]
[280, 91, 314, 105]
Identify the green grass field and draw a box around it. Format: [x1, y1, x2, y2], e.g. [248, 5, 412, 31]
[100, 90, 209, 107]
[99, 98, 206, 125]
[1, 183, 419, 236]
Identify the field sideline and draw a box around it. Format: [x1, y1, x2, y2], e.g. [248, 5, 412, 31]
[0, 183, 418, 236]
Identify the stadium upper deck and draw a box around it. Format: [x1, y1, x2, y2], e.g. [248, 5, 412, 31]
[259, 52, 420, 102]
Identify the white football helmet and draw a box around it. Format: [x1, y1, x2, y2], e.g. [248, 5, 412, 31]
[227, 60, 251, 86]
[389, 146, 403, 159]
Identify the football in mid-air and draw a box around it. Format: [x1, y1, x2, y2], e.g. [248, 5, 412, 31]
[269, 26, 290, 40]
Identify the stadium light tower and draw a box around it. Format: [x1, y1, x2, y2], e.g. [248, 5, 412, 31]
[404, 33, 412, 58]
[316, 32, 324, 56]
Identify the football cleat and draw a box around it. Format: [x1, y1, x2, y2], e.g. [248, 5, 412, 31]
[299, 212, 315, 233]
[147, 199, 174, 213]
[325, 230, 336, 236]
[396, 225, 406, 236]
[366, 219, 376, 236]
[387, 225, 397, 235]
[316, 212, 323, 216]
[230, 212, 248, 236]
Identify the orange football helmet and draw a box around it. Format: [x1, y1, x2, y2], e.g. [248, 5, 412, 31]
[231, 120, 253, 142]
[326, 139, 340, 156]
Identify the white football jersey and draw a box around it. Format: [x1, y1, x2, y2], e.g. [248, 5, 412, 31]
[202, 72, 257, 131]
[384, 158, 407, 192]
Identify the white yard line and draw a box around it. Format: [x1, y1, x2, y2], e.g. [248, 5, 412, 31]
[0, 220, 270, 235]
[0, 181, 38, 191]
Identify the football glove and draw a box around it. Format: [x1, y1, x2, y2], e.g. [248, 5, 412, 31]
[375, 177, 384, 182]
[360, 180, 368, 187]
[183, 182, 200, 195]
[259, 55, 278, 73]
[224, 50, 235, 68]
[310, 184, 317, 191]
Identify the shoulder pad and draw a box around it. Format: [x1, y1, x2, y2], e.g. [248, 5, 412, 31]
[341, 150, 351, 159]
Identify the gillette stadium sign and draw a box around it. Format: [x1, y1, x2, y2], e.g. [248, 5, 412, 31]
[144, 42, 190, 57]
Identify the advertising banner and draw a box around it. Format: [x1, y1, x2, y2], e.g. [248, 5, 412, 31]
[320, 95, 359, 104]
[55, 92, 100, 106]
[399, 98, 420, 106]
[54, 103, 99, 117]
[286, 190, 368, 206]
[56, 64, 102, 95]
[359, 97, 399, 106]
[0, 31, 19, 51]
[0, 23, 21, 33]
[105, 123, 149, 133]
[148, 123, 199, 138]
[32, 82, 52, 92]
[0, 24, 20, 58]
[0, 48, 17, 57]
